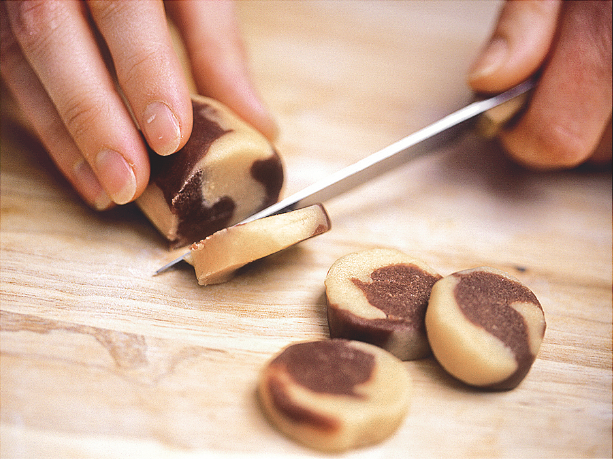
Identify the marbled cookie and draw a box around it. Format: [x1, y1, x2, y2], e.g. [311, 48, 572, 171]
[258, 339, 411, 452]
[189, 204, 331, 285]
[325, 248, 442, 360]
[137, 95, 284, 248]
[425, 267, 546, 390]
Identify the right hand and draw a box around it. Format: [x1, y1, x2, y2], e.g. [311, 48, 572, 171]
[468, 0, 612, 169]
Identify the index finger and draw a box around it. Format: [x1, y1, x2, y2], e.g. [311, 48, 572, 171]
[88, 0, 193, 157]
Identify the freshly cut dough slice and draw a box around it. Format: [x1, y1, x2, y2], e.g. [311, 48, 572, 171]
[258, 339, 411, 452]
[189, 204, 331, 285]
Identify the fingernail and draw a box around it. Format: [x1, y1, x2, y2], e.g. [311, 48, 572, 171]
[95, 149, 137, 205]
[469, 37, 508, 81]
[73, 159, 113, 210]
[143, 101, 181, 156]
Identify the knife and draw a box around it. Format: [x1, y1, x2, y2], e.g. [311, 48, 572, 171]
[154, 79, 534, 275]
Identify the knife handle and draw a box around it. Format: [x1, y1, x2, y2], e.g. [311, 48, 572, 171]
[476, 89, 531, 139]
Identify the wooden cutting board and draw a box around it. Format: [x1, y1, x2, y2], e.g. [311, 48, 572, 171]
[2, 2, 611, 457]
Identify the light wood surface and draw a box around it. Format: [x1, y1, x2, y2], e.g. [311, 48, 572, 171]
[1, 2, 611, 458]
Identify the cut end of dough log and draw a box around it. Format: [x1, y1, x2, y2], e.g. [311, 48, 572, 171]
[137, 95, 284, 248]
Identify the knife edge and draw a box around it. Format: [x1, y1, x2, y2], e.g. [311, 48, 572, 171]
[154, 79, 535, 275]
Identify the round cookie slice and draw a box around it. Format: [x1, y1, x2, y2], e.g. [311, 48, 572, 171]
[325, 248, 442, 360]
[425, 267, 546, 390]
[258, 339, 411, 452]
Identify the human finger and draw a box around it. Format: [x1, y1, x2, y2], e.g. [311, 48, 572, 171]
[88, 0, 192, 157]
[468, 0, 562, 92]
[500, 1, 612, 168]
[589, 117, 612, 166]
[166, 0, 278, 141]
[5, 0, 148, 205]
[1, 2, 112, 210]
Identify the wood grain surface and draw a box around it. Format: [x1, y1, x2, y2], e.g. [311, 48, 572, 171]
[1, 2, 611, 458]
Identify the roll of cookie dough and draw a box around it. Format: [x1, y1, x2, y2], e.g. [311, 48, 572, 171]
[425, 267, 546, 390]
[137, 95, 284, 248]
[325, 248, 442, 360]
[258, 339, 411, 452]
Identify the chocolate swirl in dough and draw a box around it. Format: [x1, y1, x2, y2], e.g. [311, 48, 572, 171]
[258, 339, 411, 452]
[426, 267, 546, 390]
[137, 95, 283, 248]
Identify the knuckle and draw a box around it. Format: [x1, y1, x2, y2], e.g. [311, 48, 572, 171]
[527, 125, 592, 168]
[62, 93, 107, 143]
[0, 10, 21, 69]
[589, 9, 612, 78]
[567, 1, 612, 79]
[88, 1, 173, 96]
[545, 123, 595, 167]
[119, 47, 163, 91]
[503, 118, 596, 169]
[88, 1, 128, 25]
[6, 1, 67, 56]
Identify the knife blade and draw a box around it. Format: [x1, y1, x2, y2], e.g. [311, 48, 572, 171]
[154, 79, 534, 275]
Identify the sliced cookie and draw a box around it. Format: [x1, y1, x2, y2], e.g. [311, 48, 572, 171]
[258, 339, 411, 452]
[425, 266, 546, 390]
[189, 204, 331, 285]
[325, 248, 442, 360]
[137, 95, 284, 248]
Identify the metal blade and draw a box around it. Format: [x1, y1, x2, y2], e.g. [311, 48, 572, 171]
[154, 79, 534, 275]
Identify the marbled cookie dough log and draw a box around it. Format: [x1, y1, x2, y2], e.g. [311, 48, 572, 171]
[137, 95, 284, 248]
[425, 267, 546, 390]
[258, 339, 411, 452]
[325, 248, 442, 360]
[189, 204, 331, 285]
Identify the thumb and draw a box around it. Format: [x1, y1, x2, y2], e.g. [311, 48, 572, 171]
[468, 0, 562, 93]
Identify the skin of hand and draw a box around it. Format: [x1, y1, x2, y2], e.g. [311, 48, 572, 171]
[468, 0, 612, 169]
[0, 0, 277, 210]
